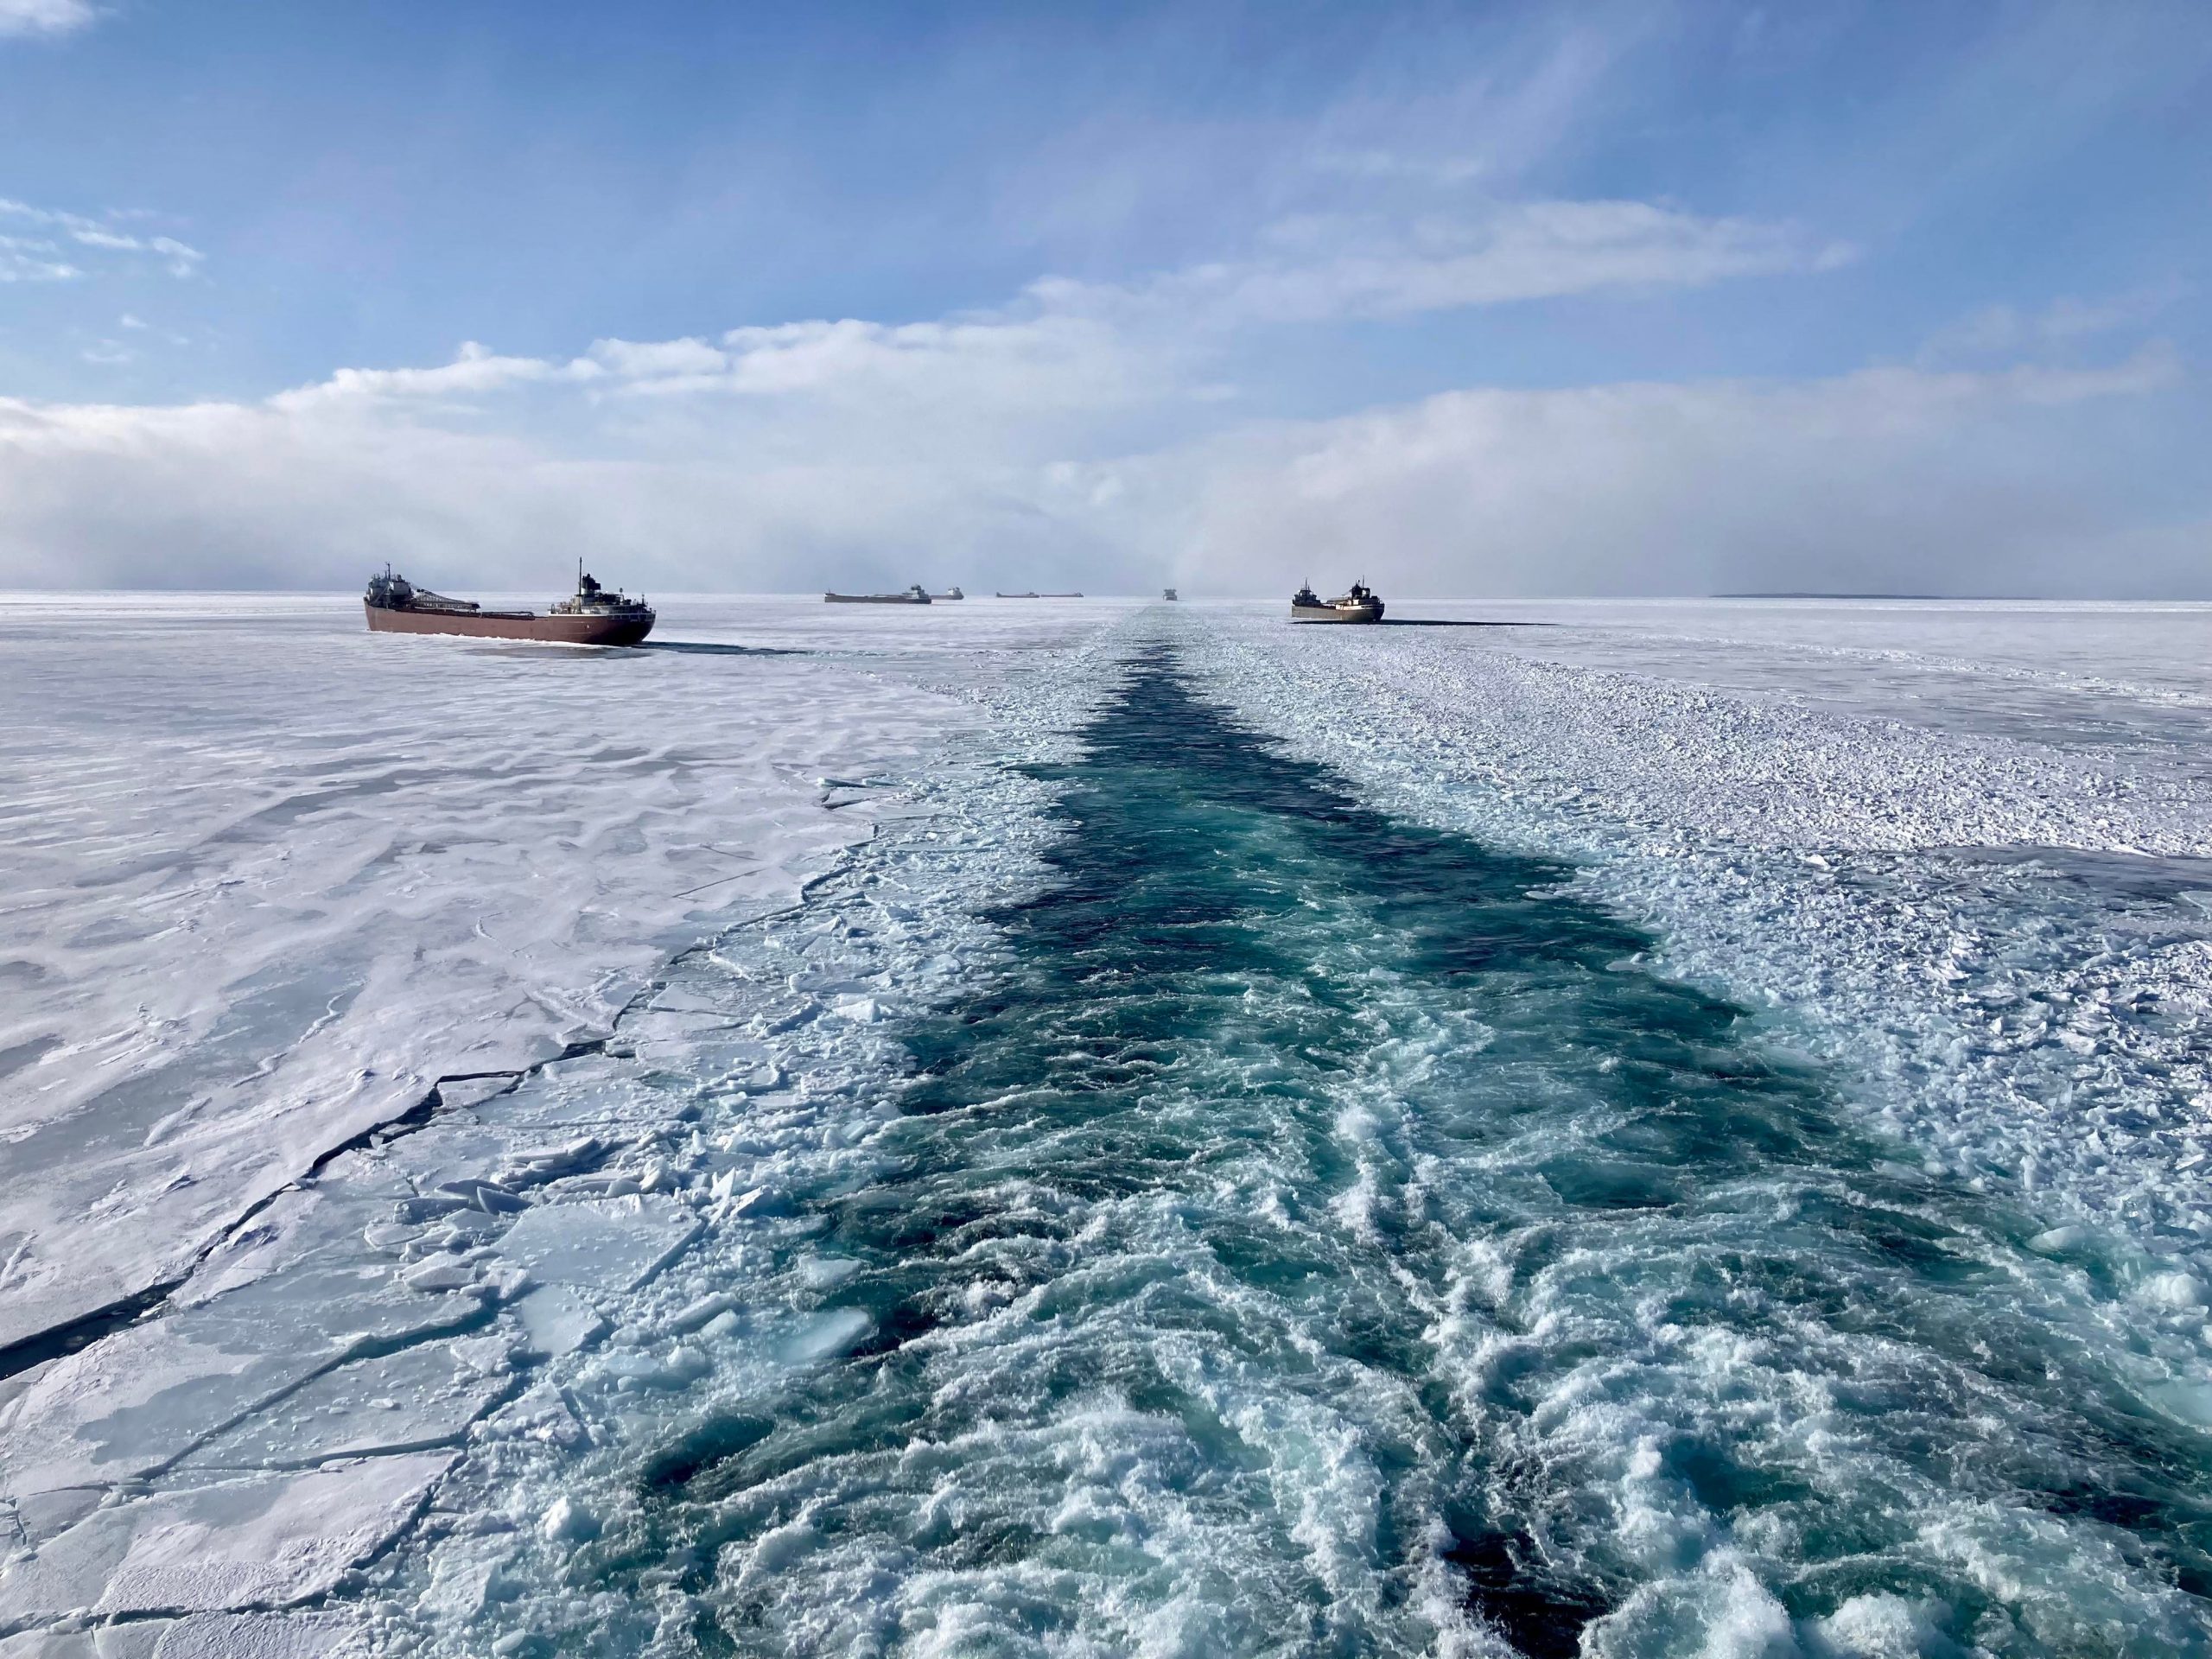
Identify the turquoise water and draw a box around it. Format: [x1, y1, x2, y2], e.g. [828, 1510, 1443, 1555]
[632, 646, 2212, 1656]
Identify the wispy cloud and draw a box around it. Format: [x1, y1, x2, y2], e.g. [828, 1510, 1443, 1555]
[1032, 199, 1853, 327]
[1298, 18, 1642, 194]
[147, 236, 204, 277]
[0, 232, 81, 283]
[0, 199, 204, 279]
[1309, 149, 1490, 187]
[0, 0, 97, 39]
[1923, 280, 2192, 360]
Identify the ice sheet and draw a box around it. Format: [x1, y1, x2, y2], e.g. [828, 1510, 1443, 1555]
[0, 1452, 453, 1626]
[0, 594, 1129, 1359]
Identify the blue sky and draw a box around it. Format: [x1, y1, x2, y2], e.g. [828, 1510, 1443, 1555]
[1, 0, 2207, 594]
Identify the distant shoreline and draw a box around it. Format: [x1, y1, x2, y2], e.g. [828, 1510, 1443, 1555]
[1713, 592, 2030, 601]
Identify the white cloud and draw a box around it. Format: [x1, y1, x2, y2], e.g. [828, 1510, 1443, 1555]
[0, 321, 2189, 598]
[0, 299, 1191, 590]
[587, 335, 728, 379]
[0, 0, 96, 38]
[266, 315, 1173, 447]
[267, 341, 604, 411]
[1131, 347, 2187, 597]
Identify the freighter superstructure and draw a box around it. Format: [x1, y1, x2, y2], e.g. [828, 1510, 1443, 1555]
[1290, 580, 1384, 623]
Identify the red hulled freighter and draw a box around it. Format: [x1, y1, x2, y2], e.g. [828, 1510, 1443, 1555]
[365, 565, 656, 646]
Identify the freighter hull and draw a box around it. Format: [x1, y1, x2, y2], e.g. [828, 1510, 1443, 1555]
[364, 602, 655, 646]
[1289, 605, 1382, 624]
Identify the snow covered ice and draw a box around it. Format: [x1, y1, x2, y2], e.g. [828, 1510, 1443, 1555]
[3, 596, 2212, 1656]
[0, 594, 1122, 1357]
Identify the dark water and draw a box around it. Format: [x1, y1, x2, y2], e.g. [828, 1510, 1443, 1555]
[632, 646, 2212, 1656]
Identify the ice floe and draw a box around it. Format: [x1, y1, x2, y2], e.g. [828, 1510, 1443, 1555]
[0, 592, 1127, 1647]
[0, 593, 1123, 1358]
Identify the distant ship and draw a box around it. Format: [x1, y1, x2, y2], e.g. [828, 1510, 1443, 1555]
[826, 585, 931, 604]
[1163, 588, 1179, 601]
[365, 565, 655, 645]
[995, 590, 1084, 599]
[1290, 580, 1384, 624]
[932, 587, 966, 601]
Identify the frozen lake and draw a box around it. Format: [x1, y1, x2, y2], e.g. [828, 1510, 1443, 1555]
[3, 597, 2209, 1655]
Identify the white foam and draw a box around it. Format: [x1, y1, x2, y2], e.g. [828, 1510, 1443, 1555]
[1181, 599, 2212, 1266]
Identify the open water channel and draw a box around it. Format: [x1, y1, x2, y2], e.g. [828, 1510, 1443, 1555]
[557, 644, 2212, 1656]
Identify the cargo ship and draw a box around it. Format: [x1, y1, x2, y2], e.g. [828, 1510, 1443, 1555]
[1291, 580, 1384, 623]
[995, 590, 1084, 599]
[826, 585, 931, 604]
[365, 565, 656, 645]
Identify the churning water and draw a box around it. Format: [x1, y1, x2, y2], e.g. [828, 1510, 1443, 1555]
[616, 645, 2211, 1656]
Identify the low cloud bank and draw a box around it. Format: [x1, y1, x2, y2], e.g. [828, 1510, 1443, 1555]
[1, 200, 2200, 598]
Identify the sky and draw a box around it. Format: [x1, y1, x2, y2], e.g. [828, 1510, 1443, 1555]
[0, 0, 2207, 597]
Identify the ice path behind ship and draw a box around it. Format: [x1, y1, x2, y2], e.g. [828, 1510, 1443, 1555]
[410, 635, 2207, 1655]
[5, 616, 2209, 1655]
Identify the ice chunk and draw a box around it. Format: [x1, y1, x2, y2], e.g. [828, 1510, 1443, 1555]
[796, 1255, 862, 1291]
[670, 1292, 737, 1332]
[512, 1286, 607, 1358]
[435, 1179, 527, 1215]
[777, 1308, 872, 1364]
[2141, 1271, 2206, 1309]
[539, 1496, 599, 1544]
[491, 1198, 700, 1293]
[174, 1343, 509, 1471]
[402, 1259, 479, 1294]
[495, 1138, 604, 1189]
